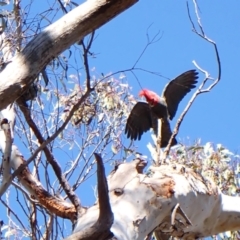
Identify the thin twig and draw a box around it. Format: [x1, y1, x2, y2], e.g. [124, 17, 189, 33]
[156, 119, 162, 166]
[133, 28, 162, 69]
[57, 0, 68, 14]
[0, 220, 3, 239]
[17, 97, 81, 217]
[132, 28, 162, 89]
[29, 204, 37, 240]
[0, 89, 92, 199]
[162, 0, 221, 160]
[1, 199, 29, 234]
[81, 32, 95, 90]
[192, 0, 205, 36]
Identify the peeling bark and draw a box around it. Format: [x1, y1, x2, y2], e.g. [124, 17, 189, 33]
[68, 160, 240, 240]
[12, 146, 77, 220]
[0, 144, 77, 221]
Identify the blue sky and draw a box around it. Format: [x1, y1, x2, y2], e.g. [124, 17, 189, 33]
[1, 0, 240, 238]
[90, 0, 240, 151]
[77, 0, 240, 204]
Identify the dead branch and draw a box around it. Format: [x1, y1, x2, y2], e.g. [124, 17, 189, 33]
[7, 148, 77, 221]
[17, 97, 81, 218]
[0, 88, 91, 198]
[0, 220, 3, 239]
[0, 0, 138, 111]
[29, 204, 37, 240]
[162, 0, 221, 159]
[64, 153, 114, 240]
[0, 198, 30, 235]
[57, 0, 68, 14]
[95, 153, 114, 231]
[132, 29, 162, 69]
[81, 32, 95, 90]
[41, 216, 53, 240]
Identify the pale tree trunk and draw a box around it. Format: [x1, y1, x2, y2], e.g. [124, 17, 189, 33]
[0, 0, 138, 232]
[66, 159, 240, 240]
[0, 1, 238, 239]
[0, 0, 138, 111]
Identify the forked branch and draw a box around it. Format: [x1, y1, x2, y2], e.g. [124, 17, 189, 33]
[17, 97, 81, 218]
[162, 0, 221, 159]
[0, 89, 91, 198]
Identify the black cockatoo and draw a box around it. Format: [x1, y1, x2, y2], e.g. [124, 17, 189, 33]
[125, 70, 199, 147]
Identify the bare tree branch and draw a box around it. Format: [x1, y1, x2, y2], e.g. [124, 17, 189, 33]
[17, 97, 81, 219]
[0, 0, 138, 110]
[41, 216, 53, 240]
[29, 204, 37, 240]
[1, 118, 12, 185]
[94, 153, 113, 230]
[0, 198, 29, 234]
[64, 153, 114, 240]
[81, 32, 95, 90]
[0, 88, 91, 198]
[162, 0, 221, 160]
[70, 160, 240, 239]
[132, 28, 162, 69]
[57, 0, 68, 14]
[0, 220, 3, 239]
[14, 0, 23, 51]
[5, 148, 77, 221]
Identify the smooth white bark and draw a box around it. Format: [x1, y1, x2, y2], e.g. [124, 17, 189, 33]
[72, 160, 240, 239]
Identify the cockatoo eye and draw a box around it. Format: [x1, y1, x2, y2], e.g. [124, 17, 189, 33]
[148, 99, 155, 106]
